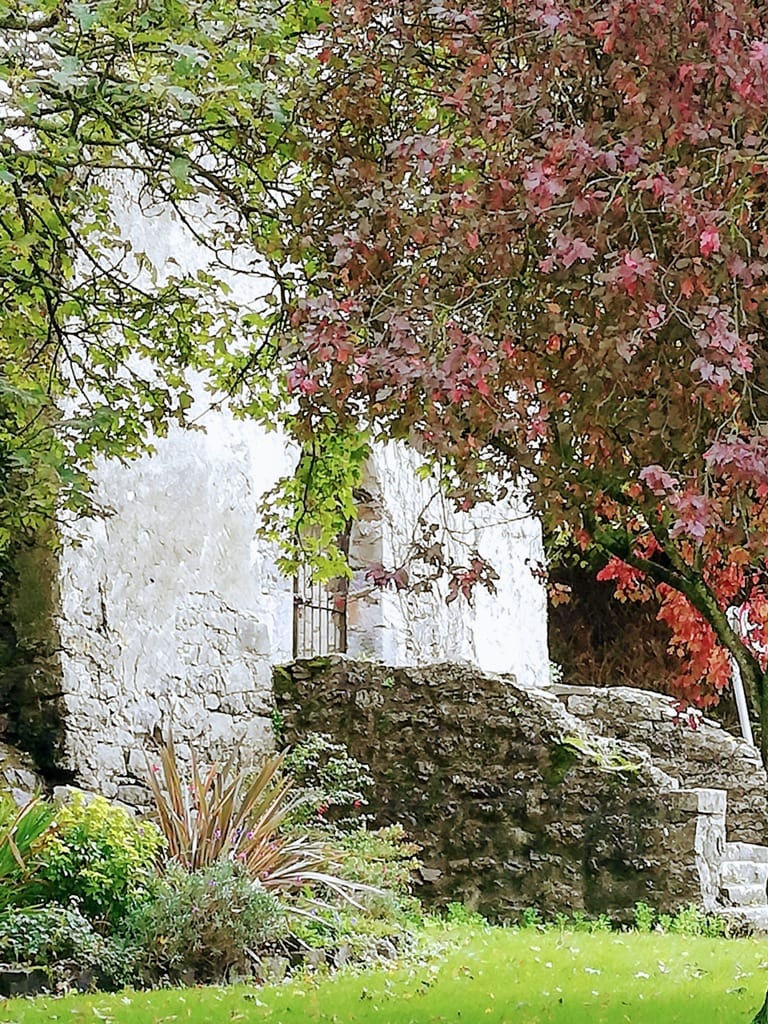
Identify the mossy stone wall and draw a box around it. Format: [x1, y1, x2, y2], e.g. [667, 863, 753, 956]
[275, 658, 723, 920]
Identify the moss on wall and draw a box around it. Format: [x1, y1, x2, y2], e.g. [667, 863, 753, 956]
[0, 540, 66, 777]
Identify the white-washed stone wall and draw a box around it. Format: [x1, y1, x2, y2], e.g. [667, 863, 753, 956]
[54, 427, 548, 800]
[347, 445, 548, 688]
[56, 413, 296, 801]
[43, 182, 549, 800]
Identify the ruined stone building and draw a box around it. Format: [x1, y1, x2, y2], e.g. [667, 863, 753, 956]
[1, 185, 549, 803]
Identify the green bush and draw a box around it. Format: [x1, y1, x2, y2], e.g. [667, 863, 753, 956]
[287, 824, 423, 964]
[337, 825, 421, 898]
[633, 901, 655, 933]
[443, 902, 488, 927]
[632, 901, 727, 937]
[34, 793, 164, 925]
[0, 903, 130, 984]
[283, 733, 374, 828]
[0, 904, 97, 966]
[553, 910, 612, 933]
[280, 740, 423, 959]
[122, 859, 288, 983]
[519, 907, 544, 929]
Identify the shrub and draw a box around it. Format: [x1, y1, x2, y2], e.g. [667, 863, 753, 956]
[519, 907, 544, 929]
[553, 910, 612, 933]
[122, 859, 287, 982]
[281, 743, 424, 951]
[632, 901, 726, 937]
[0, 903, 97, 966]
[287, 825, 423, 964]
[282, 733, 374, 828]
[443, 902, 488, 927]
[0, 903, 131, 985]
[33, 793, 164, 925]
[633, 901, 655, 933]
[146, 732, 368, 901]
[337, 825, 421, 900]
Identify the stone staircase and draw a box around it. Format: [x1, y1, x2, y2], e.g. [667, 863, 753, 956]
[718, 841, 768, 932]
[549, 685, 768, 930]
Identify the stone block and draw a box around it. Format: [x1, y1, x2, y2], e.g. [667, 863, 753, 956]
[91, 743, 126, 775]
[116, 784, 151, 807]
[208, 712, 236, 745]
[127, 746, 150, 777]
[236, 619, 270, 656]
[695, 788, 728, 815]
[0, 967, 50, 997]
[225, 662, 254, 694]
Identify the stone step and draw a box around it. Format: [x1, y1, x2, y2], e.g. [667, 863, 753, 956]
[721, 859, 768, 887]
[718, 906, 768, 933]
[723, 842, 768, 864]
[720, 882, 768, 907]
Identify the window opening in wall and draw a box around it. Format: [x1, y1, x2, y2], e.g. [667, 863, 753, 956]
[292, 528, 349, 657]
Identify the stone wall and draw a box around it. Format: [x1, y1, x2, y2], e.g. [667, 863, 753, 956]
[1, 543, 67, 777]
[0, 181, 549, 802]
[553, 685, 768, 845]
[49, 412, 292, 802]
[275, 658, 725, 919]
[1, 428, 546, 801]
[346, 445, 548, 686]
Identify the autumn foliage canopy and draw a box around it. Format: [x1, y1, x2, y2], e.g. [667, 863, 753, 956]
[6, 0, 768, 754]
[269, 0, 768, 750]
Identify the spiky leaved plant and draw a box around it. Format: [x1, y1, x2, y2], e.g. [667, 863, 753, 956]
[145, 731, 371, 902]
[0, 795, 56, 910]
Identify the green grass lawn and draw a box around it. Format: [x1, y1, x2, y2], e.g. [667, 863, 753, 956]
[2, 925, 768, 1023]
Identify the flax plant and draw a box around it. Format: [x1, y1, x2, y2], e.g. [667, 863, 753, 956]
[145, 732, 371, 902]
[0, 796, 56, 910]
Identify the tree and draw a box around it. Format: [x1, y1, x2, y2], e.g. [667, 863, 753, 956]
[0, 0, 325, 569]
[253, 0, 768, 762]
[8, 0, 768, 765]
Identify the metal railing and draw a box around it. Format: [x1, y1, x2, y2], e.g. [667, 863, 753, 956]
[293, 567, 348, 657]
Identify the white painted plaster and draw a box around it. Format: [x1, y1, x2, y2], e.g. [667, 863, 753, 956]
[347, 445, 548, 687]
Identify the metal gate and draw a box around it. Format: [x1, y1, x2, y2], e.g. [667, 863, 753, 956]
[292, 568, 348, 657]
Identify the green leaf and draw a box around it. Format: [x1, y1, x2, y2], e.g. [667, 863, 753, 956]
[169, 156, 190, 183]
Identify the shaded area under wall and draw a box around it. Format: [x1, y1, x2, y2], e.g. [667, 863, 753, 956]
[549, 564, 682, 693]
[274, 657, 727, 921]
